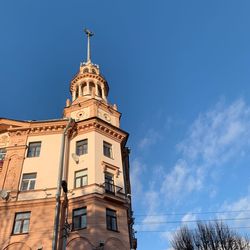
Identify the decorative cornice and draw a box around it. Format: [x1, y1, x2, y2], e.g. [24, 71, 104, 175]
[76, 118, 127, 142]
[102, 161, 120, 177]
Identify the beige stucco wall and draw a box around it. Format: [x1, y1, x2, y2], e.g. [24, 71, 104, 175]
[67, 131, 124, 194]
[70, 107, 90, 121]
[18, 133, 62, 200]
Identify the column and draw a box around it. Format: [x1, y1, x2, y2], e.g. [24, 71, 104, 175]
[87, 82, 90, 95]
[78, 85, 82, 97]
[72, 91, 76, 101]
[95, 83, 98, 96]
[102, 87, 107, 101]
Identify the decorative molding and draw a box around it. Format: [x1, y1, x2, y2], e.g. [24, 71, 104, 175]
[102, 161, 120, 178]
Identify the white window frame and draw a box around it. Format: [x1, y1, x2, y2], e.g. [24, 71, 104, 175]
[20, 173, 37, 191]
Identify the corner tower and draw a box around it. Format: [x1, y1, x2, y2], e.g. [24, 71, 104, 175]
[62, 30, 137, 250]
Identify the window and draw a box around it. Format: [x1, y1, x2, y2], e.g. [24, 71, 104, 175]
[13, 212, 31, 234]
[103, 141, 112, 158]
[72, 207, 87, 230]
[0, 148, 6, 161]
[105, 173, 115, 194]
[20, 173, 37, 191]
[74, 170, 87, 188]
[106, 208, 117, 231]
[76, 139, 88, 156]
[27, 142, 41, 158]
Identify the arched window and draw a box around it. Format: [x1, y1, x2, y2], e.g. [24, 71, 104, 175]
[82, 82, 87, 95]
[97, 85, 102, 97]
[89, 82, 95, 96]
[75, 87, 79, 98]
[92, 69, 96, 74]
[83, 68, 89, 73]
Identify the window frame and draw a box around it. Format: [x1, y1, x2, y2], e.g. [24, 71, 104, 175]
[12, 211, 31, 235]
[106, 208, 118, 232]
[20, 173, 37, 191]
[0, 148, 6, 161]
[105, 172, 115, 194]
[74, 169, 88, 188]
[27, 142, 41, 158]
[76, 139, 88, 156]
[103, 141, 113, 158]
[72, 207, 87, 230]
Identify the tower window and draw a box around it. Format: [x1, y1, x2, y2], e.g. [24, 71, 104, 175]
[103, 141, 113, 158]
[0, 148, 6, 161]
[12, 212, 31, 234]
[20, 173, 37, 191]
[106, 208, 118, 231]
[72, 207, 87, 230]
[97, 85, 102, 97]
[27, 142, 41, 158]
[74, 169, 87, 188]
[76, 139, 88, 156]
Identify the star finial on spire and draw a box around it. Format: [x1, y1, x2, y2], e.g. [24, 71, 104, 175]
[84, 28, 94, 63]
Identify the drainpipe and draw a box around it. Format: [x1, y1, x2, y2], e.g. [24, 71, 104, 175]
[52, 118, 75, 250]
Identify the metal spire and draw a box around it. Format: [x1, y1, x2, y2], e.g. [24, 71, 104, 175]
[84, 28, 94, 63]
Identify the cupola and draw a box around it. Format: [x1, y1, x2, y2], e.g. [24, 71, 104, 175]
[69, 29, 109, 104]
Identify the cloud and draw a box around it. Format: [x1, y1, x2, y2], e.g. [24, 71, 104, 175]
[178, 99, 250, 164]
[160, 160, 202, 201]
[133, 98, 250, 249]
[138, 128, 160, 150]
[161, 98, 250, 201]
[130, 158, 146, 197]
[219, 193, 250, 227]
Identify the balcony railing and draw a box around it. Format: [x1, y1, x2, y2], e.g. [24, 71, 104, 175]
[103, 182, 123, 196]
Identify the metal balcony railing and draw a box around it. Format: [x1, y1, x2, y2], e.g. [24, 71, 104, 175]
[103, 182, 123, 196]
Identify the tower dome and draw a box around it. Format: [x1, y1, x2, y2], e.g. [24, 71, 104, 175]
[69, 29, 109, 104]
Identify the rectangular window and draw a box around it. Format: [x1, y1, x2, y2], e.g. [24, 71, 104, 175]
[27, 142, 41, 158]
[13, 212, 31, 234]
[0, 148, 6, 161]
[76, 139, 88, 156]
[74, 170, 87, 188]
[72, 207, 87, 230]
[105, 173, 115, 194]
[20, 173, 37, 191]
[106, 208, 118, 231]
[103, 141, 112, 158]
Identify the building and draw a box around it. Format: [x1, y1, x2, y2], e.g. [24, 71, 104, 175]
[0, 30, 137, 250]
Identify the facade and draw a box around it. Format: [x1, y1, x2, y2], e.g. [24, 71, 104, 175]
[0, 32, 137, 250]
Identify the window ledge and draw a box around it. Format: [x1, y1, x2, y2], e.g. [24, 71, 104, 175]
[11, 232, 29, 236]
[107, 228, 119, 233]
[71, 227, 87, 232]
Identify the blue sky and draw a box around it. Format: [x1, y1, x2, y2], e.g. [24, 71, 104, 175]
[1, 1, 250, 249]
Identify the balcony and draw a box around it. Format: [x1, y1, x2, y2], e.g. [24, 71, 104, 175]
[102, 182, 125, 200]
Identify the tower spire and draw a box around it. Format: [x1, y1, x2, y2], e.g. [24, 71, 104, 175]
[84, 28, 94, 63]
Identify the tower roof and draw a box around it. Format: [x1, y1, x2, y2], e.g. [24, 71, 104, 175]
[69, 29, 109, 103]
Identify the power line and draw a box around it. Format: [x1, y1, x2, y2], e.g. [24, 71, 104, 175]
[135, 217, 250, 225]
[136, 226, 250, 233]
[133, 209, 250, 217]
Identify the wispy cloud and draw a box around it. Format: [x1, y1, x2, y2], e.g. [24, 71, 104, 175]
[130, 158, 146, 198]
[161, 98, 250, 201]
[138, 128, 160, 150]
[133, 98, 250, 248]
[219, 192, 250, 227]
